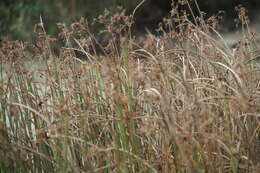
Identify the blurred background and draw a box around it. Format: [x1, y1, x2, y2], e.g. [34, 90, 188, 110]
[1, 0, 260, 40]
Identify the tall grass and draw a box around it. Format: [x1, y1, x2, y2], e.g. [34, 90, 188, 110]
[0, 1, 259, 172]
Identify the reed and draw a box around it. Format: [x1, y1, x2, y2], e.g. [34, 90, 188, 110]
[0, 1, 259, 172]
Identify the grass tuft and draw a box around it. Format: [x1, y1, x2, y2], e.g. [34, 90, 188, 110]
[0, 1, 260, 172]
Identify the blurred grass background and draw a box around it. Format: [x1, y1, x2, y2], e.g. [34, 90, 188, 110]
[0, 0, 260, 40]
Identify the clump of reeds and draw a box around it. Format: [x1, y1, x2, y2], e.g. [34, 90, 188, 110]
[0, 1, 259, 172]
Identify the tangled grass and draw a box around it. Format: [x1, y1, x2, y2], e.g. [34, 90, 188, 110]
[0, 1, 259, 172]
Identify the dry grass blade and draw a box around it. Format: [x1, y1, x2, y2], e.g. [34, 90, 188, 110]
[7, 102, 52, 126]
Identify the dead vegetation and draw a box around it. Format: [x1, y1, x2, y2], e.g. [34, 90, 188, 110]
[0, 1, 259, 172]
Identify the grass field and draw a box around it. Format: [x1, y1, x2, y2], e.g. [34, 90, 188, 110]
[0, 1, 260, 172]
